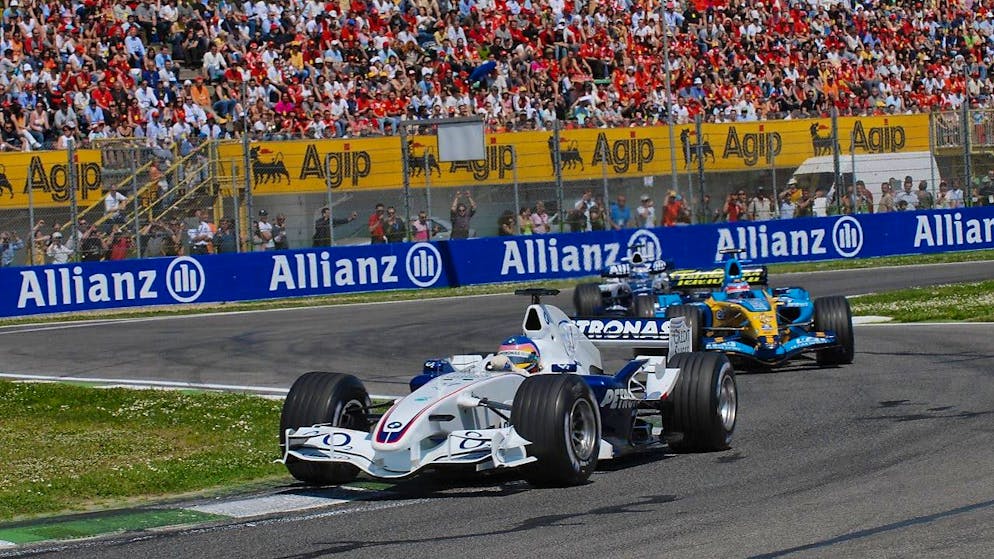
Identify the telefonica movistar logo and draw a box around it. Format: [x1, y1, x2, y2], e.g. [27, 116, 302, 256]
[166, 257, 206, 302]
[406, 243, 442, 287]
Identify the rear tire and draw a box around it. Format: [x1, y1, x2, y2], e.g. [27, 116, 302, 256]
[814, 296, 854, 366]
[633, 294, 655, 317]
[663, 353, 736, 453]
[664, 304, 705, 351]
[280, 372, 370, 485]
[511, 375, 600, 487]
[573, 282, 603, 316]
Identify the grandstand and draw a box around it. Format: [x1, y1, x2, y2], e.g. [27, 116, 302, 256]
[0, 0, 989, 148]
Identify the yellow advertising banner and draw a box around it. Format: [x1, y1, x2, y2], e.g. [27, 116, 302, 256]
[0, 149, 104, 210]
[215, 113, 933, 195]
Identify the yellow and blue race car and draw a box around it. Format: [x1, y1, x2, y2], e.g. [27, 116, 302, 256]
[657, 250, 854, 369]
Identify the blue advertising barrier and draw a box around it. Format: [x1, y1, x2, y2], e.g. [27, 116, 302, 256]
[1, 241, 448, 318]
[1, 207, 992, 318]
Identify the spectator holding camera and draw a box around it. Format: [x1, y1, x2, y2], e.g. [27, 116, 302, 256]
[0, 231, 24, 267]
[368, 203, 387, 244]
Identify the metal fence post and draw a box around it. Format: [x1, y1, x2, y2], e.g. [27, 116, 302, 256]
[831, 108, 842, 214]
[552, 120, 564, 232]
[423, 151, 432, 239]
[770, 148, 779, 218]
[130, 155, 141, 258]
[26, 170, 35, 265]
[928, 109, 937, 199]
[68, 139, 79, 262]
[400, 124, 412, 241]
[512, 146, 521, 235]
[230, 160, 241, 252]
[694, 114, 705, 209]
[962, 103, 973, 206]
[850, 130, 858, 213]
[324, 153, 335, 246]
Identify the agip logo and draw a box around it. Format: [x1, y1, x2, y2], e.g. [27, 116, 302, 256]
[406, 243, 443, 288]
[626, 229, 662, 262]
[166, 256, 206, 302]
[832, 216, 863, 258]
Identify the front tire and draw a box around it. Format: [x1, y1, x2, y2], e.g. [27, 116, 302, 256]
[280, 372, 370, 485]
[511, 375, 600, 487]
[663, 353, 736, 453]
[633, 293, 655, 317]
[814, 296, 854, 366]
[573, 282, 603, 316]
[664, 304, 705, 351]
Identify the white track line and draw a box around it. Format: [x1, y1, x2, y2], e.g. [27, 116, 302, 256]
[185, 494, 355, 519]
[0, 373, 400, 400]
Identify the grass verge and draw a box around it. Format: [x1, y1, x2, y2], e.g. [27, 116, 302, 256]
[0, 250, 991, 328]
[0, 381, 284, 522]
[849, 279, 994, 322]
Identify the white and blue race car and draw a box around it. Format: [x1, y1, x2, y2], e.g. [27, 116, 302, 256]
[279, 289, 737, 487]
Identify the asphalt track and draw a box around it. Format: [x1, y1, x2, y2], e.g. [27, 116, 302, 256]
[3, 260, 994, 558]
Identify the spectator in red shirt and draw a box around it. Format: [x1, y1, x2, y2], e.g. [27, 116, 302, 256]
[368, 202, 387, 244]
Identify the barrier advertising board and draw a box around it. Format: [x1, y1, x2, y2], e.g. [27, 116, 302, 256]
[1, 207, 991, 318]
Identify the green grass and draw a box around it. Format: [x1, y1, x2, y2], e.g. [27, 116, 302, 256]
[0, 381, 284, 521]
[849, 280, 994, 322]
[1, 249, 991, 327]
[767, 249, 994, 273]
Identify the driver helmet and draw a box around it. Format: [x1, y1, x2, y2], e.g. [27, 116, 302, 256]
[495, 335, 541, 373]
[725, 281, 750, 297]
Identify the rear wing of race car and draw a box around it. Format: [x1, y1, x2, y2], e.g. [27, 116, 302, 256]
[666, 266, 768, 289]
[571, 317, 693, 353]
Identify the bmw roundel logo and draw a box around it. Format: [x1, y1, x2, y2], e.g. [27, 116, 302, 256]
[831, 216, 864, 258]
[626, 229, 663, 262]
[165, 256, 206, 303]
[405, 242, 442, 288]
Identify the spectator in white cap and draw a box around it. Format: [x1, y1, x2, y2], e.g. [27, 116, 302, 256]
[47, 231, 72, 264]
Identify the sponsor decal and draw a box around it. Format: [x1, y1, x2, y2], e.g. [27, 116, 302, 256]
[591, 132, 654, 173]
[913, 213, 994, 248]
[627, 229, 662, 263]
[249, 146, 291, 185]
[849, 120, 905, 153]
[405, 243, 442, 287]
[573, 318, 668, 339]
[299, 143, 371, 187]
[723, 125, 782, 166]
[600, 388, 638, 409]
[450, 140, 515, 180]
[500, 237, 623, 276]
[15, 256, 203, 310]
[269, 251, 400, 291]
[165, 257, 206, 303]
[715, 224, 828, 261]
[678, 128, 716, 169]
[831, 216, 864, 258]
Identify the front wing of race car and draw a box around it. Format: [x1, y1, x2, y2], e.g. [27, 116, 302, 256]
[282, 425, 536, 479]
[705, 329, 839, 364]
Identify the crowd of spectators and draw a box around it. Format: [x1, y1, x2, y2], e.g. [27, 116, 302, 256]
[2, 0, 994, 150]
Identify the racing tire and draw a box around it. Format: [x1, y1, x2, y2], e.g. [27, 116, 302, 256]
[813, 296, 855, 366]
[633, 294, 656, 318]
[662, 352, 736, 453]
[573, 282, 602, 316]
[664, 304, 705, 351]
[511, 374, 601, 487]
[280, 372, 370, 485]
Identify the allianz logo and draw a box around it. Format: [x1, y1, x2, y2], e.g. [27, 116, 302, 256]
[500, 230, 662, 276]
[714, 216, 864, 260]
[913, 213, 994, 248]
[269, 243, 443, 290]
[16, 257, 205, 309]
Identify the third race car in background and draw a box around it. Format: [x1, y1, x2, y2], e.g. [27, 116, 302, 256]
[659, 250, 854, 369]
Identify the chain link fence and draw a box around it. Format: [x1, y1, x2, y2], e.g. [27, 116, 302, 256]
[1, 110, 992, 267]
